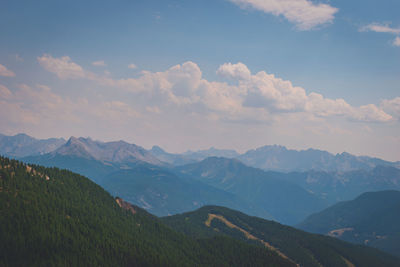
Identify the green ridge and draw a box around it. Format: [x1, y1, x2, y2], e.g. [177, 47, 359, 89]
[163, 205, 400, 267]
[0, 156, 294, 267]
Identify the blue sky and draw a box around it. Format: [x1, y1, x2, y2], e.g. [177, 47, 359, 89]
[0, 0, 399, 160]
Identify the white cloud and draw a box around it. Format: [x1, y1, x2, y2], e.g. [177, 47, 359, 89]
[393, 36, 400, 47]
[0, 64, 16, 77]
[8, 55, 400, 160]
[351, 104, 393, 123]
[217, 62, 251, 80]
[37, 55, 394, 124]
[217, 62, 392, 122]
[92, 60, 106, 67]
[360, 23, 400, 47]
[228, 0, 338, 30]
[128, 63, 137, 69]
[37, 54, 86, 79]
[382, 97, 400, 120]
[0, 81, 141, 132]
[360, 23, 400, 35]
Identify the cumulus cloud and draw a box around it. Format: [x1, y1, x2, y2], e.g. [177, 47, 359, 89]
[38, 54, 86, 79]
[128, 63, 137, 69]
[217, 62, 251, 80]
[37, 55, 395, 123]
[228, 0, 338, 30]
[382, 97, 400, 120]
[0, 64, 16, 77]
[92, 60, 106, 67]
[217, 62, 392, 122]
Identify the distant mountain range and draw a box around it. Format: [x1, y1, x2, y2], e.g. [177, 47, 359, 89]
[0, 133, 65, 158]
[149, 146, 240, 165]
[101, 164, 271, 219]
[2, 156, 399, 267]
[274, 166, 400, 203]
[22, 137, 270, 220]
[297, 190, 400, 258]
[55, 136, 162, 166]
[20, 136, 328, 224]
[2, 133, 399, 173]
[3, 133, 400, 226]
[152, 143, 400, 172]
[237, 145, 400, 172]
[174, 157, 328, 225]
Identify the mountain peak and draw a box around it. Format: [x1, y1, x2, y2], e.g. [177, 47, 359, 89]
[56, 136, 93, 159]
[151, 145, 166, 154]
[55, 136, 162, 165]
[66, 136, 79, 144]
[256, 144, 287, 152]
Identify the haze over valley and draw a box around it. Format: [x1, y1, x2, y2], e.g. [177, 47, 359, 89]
[1, 0, 400, 265]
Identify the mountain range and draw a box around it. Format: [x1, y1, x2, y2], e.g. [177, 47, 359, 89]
[22, 137, 269, 220]
[237, 145, 400, 172]
[0, 133, 65, 158]
[174, 157, 328, 225]
[2, 133, 399, 173]
[2, 156, 399, 267]
[22, 136, 331, 224]
[1, 133, 400, 226]
[280, 166, 400, 203]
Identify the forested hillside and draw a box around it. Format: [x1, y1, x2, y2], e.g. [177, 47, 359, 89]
[0, 156, 294, 267]
[297, 190, 400, 257]
[163, 206, 400, 267]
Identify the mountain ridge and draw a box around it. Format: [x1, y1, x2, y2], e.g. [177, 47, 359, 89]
[0, 133, 66, 158]
[175, 157, 329, 225]
[55, 136, 163, 166]
[162, 205, 400, 267]
[2, 132, 399, 173]
[237, 145, 399, 172]
[0, 156, 295, 266]
[297, 190, 400, 258]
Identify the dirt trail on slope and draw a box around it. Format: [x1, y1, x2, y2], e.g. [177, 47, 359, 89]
[341, 256, 356, 267]
[116, 197, 137, 215]
[205, 213, 298, 266]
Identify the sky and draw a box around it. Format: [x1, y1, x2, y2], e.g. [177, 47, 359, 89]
[0, 0, 399, 161]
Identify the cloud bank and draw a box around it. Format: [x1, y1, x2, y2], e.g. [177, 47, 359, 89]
[1, 54, 399, 160]
[34, 55, 395, 123]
